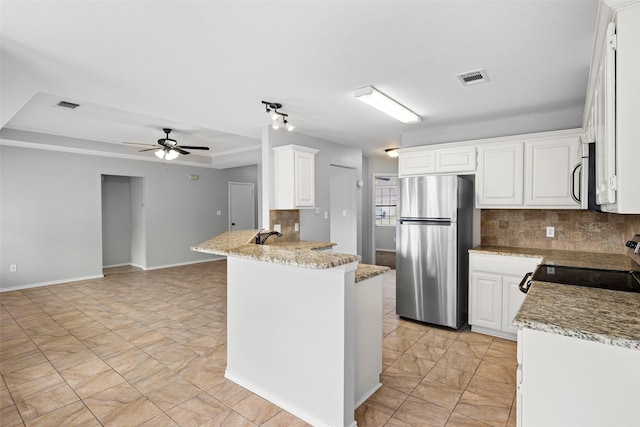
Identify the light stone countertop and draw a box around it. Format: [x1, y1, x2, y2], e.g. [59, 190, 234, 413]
[470, 245, 640, 350]
[470, 245, 637, 271]
[356, 264, 390, 283]
[193, 229, 361, 270]
[265, 240, 336, 251]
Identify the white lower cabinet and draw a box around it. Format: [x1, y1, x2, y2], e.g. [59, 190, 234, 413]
[469, 253, 541, 340]
[517, 328, 640, 427]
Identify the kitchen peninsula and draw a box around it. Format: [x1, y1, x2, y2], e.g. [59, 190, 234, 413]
[193, 230, 389, 427]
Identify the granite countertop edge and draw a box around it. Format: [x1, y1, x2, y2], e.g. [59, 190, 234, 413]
[192, 230, 361, 270]
[514, 317, 639, 351]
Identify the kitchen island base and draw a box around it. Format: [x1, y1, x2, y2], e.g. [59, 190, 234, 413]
[225, 256, 381, 427]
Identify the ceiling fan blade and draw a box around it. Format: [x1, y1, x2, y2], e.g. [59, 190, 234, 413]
[138, 148, 158, 152]
[124, 141, 156, 147]
[179, 146, 210, 150]
[174, 147, 190, 155]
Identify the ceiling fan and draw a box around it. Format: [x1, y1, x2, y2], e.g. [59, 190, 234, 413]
[124, 128, 210, 160]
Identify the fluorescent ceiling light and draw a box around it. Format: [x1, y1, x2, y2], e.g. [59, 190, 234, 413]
[354, 86, 421, 123]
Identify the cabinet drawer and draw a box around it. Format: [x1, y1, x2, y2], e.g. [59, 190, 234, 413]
[469, 253, 541, 276]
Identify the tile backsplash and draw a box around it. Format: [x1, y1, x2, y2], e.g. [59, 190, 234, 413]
[269, 209, 300, 242]
[481, 209, 640, 254]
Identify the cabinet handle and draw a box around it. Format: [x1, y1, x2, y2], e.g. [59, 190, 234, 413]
[570, 163, 582, 204]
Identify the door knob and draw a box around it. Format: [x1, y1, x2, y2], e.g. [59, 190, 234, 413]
[231, 222, 236, 226]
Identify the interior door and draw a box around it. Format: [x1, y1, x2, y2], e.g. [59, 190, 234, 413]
[229, 182, 255, 231]
[330, 165, 357, 254]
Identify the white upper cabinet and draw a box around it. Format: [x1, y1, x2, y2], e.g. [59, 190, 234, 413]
[399, 146, 475, 176]
[524, 136, 581, 208]
[273, 145, 318, 209]
[476, 132, 582, 209]
[476, 142, 524, 207]
[584, 1, 640, 213]
[434, 146, 476, 173]
[398, 149, 435, 175]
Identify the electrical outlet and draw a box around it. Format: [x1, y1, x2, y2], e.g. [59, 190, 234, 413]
[294, 223, 299, 232]
[10, 264, 17, 273]
[324, 211, 328, 220]
[546, 226, 555, 238]
[216, 210, 221, 216]
[274, 224, 281, 232]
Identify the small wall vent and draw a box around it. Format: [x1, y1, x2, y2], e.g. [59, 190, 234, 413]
[456, 69, 489, 86]
[56, 101, 80, 109]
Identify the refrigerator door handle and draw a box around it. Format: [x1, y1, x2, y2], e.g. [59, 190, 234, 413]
[399, 218, 452, 225]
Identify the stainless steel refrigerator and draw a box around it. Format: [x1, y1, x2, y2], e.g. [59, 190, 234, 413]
[396, 175, 474, 329]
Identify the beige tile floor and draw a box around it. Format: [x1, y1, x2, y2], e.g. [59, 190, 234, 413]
[1, 261, 517, 426]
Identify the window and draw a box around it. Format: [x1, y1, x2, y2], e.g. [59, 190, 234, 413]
[375, 184, 397, 227]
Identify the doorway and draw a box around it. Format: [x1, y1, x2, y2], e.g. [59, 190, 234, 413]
[229, 182, 256, 231]
[101, 175, 145, 271]
[373, 174, 397, 269]
[330, 165, 357, 254]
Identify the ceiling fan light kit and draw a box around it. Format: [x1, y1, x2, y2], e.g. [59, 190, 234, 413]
[262, 100, 294, 132]
[125, 128, 209, 161]
[156, 148, 179, 160]
[354, 86, 421, 124]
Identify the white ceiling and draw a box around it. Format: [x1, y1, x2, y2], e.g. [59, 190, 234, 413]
[0, 1, 599, 166]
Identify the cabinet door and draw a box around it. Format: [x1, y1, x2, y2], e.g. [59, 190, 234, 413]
[470, 272, 502, 330]
[435, 146, 476, 173]
[294, 149, 315, 207]
[595, 22, 617, 206]
[398, 149, 435, 176]
[524, 137, 581, 207]
[502, 275, 527, 335]
[476, 142, 524, 207]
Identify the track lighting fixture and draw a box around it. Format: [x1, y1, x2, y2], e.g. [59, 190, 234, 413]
[262, 100, 295, 132]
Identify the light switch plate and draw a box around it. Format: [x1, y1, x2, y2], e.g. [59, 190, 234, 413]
[274, 224, 281, 232]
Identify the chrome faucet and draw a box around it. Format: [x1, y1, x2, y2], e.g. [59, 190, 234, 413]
[255, 229, 283, 245]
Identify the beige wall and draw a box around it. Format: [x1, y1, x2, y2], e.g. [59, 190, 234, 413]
[481, 210, 640, 254]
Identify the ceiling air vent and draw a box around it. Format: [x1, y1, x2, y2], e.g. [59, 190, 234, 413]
[56, 101, 80, 109]
[456, 69, 489, 86]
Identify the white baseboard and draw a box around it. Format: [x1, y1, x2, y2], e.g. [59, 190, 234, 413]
[0, 274, 104, 293]
[1, 257, 225, 293]
[143, 256, 225, 271]
[225, 370, 355, 427]
[375, 249, 396, 252]
[470, 325, 517, 341]
[102, 262, 132, 269]
[355, 382, 382, 408]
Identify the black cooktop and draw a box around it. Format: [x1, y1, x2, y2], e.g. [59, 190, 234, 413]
[531, 265, 640, 293]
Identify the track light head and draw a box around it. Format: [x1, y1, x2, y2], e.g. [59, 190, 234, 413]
[283, 118, 294, 132]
